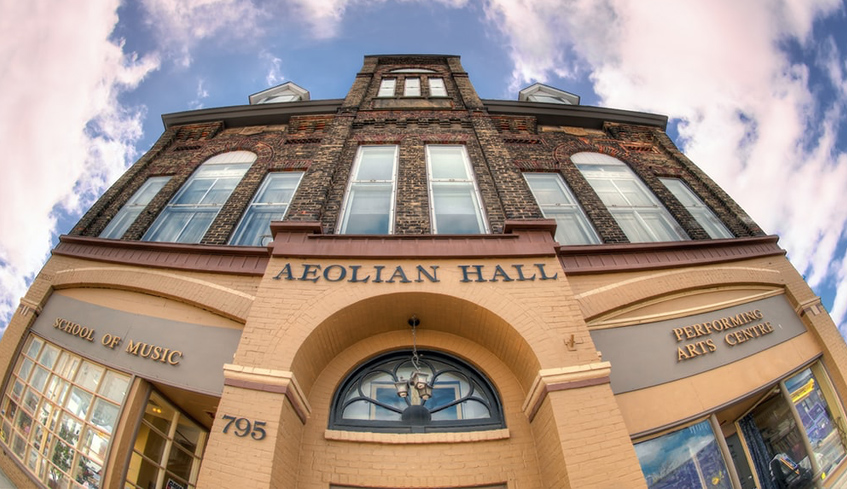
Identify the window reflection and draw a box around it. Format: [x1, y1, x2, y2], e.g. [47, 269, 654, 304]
[332, 350, 503, 433]
[635, 419, 732, 489]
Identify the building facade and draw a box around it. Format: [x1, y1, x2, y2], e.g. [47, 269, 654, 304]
[1, 54, 846, 488]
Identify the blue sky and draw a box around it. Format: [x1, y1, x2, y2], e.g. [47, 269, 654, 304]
[2, 0, 847, 337]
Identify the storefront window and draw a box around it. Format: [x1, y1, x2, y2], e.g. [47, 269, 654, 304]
[125, 391, 207, 489]
[785, 368, 847, 478]
[635, 419, 732, 489]
[0, 335, 130, 489]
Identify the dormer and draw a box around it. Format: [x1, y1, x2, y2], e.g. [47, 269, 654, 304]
[518, 83, 579, 105]
[249, 81, 310, 105]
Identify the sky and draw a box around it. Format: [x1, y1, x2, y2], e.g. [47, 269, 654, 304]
[1, 0, 847, 338]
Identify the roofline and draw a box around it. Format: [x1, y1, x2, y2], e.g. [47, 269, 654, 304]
[162, 100, 345, 129]
[161, 98, 668, 131]
[482, 100, 668, 130]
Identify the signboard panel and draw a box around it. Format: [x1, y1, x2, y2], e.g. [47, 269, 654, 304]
[589, 294, 807, 393]
[31, 294, 242, 396]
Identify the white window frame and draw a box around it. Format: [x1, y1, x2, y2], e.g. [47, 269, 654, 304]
[142, 151, 255, 243]
[660, 178, 733, 239]
[573, 152, 687, 243]
[230, 171, 304, 246]
[377, 79, 396, 97]
[524, 173, 600, 245]
[426, 145, 488, 234]
[100, 176, 171, 239]
[403, 77, 420, 97]
[338, 145, 399, 234]
[428, 78, 447, 97]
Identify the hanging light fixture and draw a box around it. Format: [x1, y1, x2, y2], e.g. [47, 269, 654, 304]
[394, 315, 433, 407]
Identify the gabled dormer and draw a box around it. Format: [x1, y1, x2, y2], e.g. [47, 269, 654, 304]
[518, 83, 579, 105]
[249, 81, 310, 105]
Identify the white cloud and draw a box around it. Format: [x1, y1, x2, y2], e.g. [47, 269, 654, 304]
[139, 0, 264, 67]
[262, 53, 285, 87]
[0, 0, 158, 329]
[484, 0, 847, 331]
[189, 78, 210, 110]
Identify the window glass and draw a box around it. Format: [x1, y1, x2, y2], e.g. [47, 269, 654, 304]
[143, 152, 254, 243]
[125, 391, 207, 489]
[785, 368, 847, 477]
[377, 79, 396, 97]
[404, 77, 420, 96]
[574, 152, 687, 242]
[0, 336, 130, 489]
[100, 176, 171, 239]
[330, 350, 504, 433]
[230, 172, 304, 246]
[339, 146, 398, 234]
[524, 173, 600, 245]
[635, 419, 732, 489]
[660, 178, 733, 239]
[426, 146, 487, 234]
[428, 78, 447, 97]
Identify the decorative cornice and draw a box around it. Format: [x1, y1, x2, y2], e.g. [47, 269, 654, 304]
[54, 236, 269, 275]
[268, 220, 559, 258]
[522, 362, 612, 422]
[558, 236, 784, 274]
[223, 364, 311, 424]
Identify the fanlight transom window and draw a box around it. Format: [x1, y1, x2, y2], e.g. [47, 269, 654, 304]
[330, 350, 504, 433]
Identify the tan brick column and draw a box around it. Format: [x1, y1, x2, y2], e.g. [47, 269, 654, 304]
[524, 363, 647, 489]
[195, 365, 310, 489]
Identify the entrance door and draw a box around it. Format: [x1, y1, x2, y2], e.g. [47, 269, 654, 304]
[738, 393, 814, 489]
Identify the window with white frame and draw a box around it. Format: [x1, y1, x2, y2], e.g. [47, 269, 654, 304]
[426, 145, 488, 234]
[573, 152, 687, 242]
[125, 391, 207, 489]
[524, 173, 600, 245]
[230, 172, 304, 246]
[0, 335, 130, 489]
[660, 178, 733, 239]
[403, 78, 420, 97]
[100, 176, 171, 239]
[428, 78, 447, 97]
[142, 151, 254, 243]
[377, 79, 396, 97]
[339, 145, 398, 234]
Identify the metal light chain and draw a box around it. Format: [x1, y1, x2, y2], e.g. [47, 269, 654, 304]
[410, 322, 421, 372]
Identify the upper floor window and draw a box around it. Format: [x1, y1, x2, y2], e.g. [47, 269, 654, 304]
[329, 350, 504, 433]
[403, 77, 421, 97]
[100, 176, 171, 239]
[524, 173, 600, 245]
[518, 83, 580, 105]
[573, 152, 687, 243]
[377, 79, 396, 97]
[248, 81, 310, 105]
[230, 172, 304, 246]
[142, 151, 255, 243]
[660, 178, 733, 239]
[428, 78, 447, 97]
[339, 146, 398, 234]
[426, 145, 488, 234]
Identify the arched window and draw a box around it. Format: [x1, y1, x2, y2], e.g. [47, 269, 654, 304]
[573, 152, 687, 242]
[143, 151, 255, 243]
[329, 350, 504, 433]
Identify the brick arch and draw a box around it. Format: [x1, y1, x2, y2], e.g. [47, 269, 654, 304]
[192, 140, 274, 165]
[553, 140, 640, 168]
[50, 266, 254, 323]
[577, 265, 787, 322]
[280, 291, 546, 398]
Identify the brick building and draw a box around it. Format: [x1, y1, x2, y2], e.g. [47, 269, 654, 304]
[1, 54, 845, 488]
